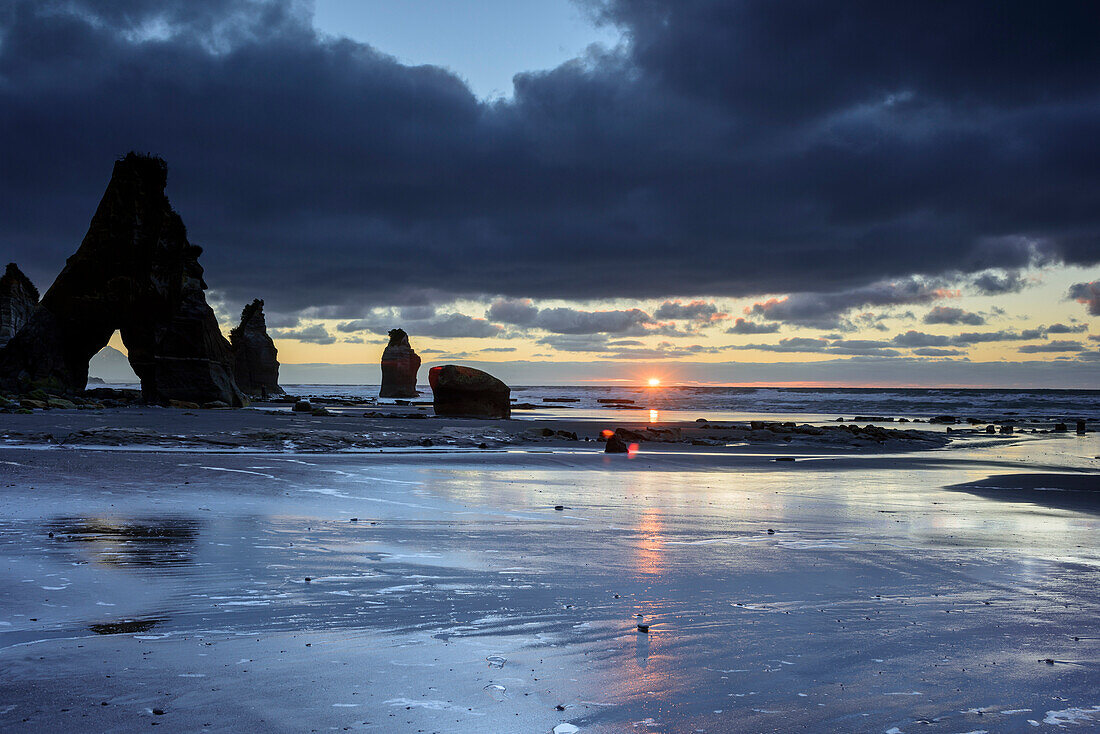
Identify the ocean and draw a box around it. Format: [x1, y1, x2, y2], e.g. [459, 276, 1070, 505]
[281, 384, 1100, 422]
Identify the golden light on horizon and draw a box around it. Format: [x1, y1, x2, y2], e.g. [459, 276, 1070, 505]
[647, 377, 661, 386]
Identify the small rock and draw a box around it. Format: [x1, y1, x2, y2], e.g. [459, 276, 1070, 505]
[604, 434, 630, 453]
[292, 399, 312, 412]
[168, 399, 200, 409]
[637, 624, 650, 633]
[554, 505, 564, 511]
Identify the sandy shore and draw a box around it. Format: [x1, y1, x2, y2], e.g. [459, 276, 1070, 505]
[0, 412, 1097, 732]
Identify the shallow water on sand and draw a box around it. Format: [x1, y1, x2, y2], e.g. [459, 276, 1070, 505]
[0, 437, 1098, 732]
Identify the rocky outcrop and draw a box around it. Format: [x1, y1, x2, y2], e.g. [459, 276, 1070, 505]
[230, 299, 282, 397]
[379, 328, 420, 398]
[0, 153, 245, 406]
[428, 365, 510, 418]
[0, 263, 38, 349]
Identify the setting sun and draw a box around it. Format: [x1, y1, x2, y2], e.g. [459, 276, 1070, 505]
[647, 377, 661, 386]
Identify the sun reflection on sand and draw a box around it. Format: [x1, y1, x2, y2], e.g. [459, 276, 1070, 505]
[634, 508, 665, 577]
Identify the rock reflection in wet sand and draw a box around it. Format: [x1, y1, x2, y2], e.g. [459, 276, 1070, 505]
[46, 516, 199, 568]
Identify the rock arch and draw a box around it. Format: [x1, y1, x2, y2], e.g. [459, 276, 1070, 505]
[0, 153, 245, 406]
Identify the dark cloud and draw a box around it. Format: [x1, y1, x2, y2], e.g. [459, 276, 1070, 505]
[1017, 340, 1085, 353]
[971, 270, 1027, 295]
[912, 347, 964, 357]
[487, 299, 540, 326]
[535, 334, 723, 359]
[2, 0, 1098, 317]
[923, 306, 984, 326]
[337, 313, 501, 339]
[530, 307, 666, 335]
[726, 318, 780, 335]
[952, 330, 1034, 345]
[489, 300, 683, 336]
[269, 323, 335, 345]
[892, 330, 951, 348]
[653, 300, 727, 323]
[729, 337, 898, 356]
[748, 279, 951, 329]
[536, 335, 613, 352]
[1046, 322, 1087, 334]
[1068, 281, 1100, 316]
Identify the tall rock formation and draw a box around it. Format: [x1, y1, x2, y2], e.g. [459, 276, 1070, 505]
[230, 299, 282, 397]
[0, 263, 38, 349]
[379, 328, 421, 398]
[0, 153, 245, 405]
[429, 365, 510, 418]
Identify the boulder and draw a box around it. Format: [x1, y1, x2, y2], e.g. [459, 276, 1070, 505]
[379, 328, 421, 398]
[428, 365, 510, 418]
[0, 263, 39, 349]
[0, 154, 245, 406]
[604, 433, 630, 453]
[230, 299, 282, 398]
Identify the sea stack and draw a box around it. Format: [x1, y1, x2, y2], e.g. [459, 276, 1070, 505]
[0, 153, 246, 406]
[428, 365, 510, 418]
[0, 263, 38, 350]
[230, 299, 283, 398]
[379, 328, 421, 398]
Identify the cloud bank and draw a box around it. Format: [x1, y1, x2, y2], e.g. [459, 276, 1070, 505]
[0, 0, 1097, 318]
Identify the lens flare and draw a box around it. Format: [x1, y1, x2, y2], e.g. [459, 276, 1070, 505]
[647, 377, 660, 386]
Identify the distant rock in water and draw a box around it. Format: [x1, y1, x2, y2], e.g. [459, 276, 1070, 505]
[230, 299, 282, 397]
[87, 346, 140, 384]
[429, 365, 510, 418]
[379, 328, 421, 398]
[0, 263, 39, 349]
[0, 153, 245, 406]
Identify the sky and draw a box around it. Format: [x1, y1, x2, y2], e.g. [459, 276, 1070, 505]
[2, 0, 1099, 386]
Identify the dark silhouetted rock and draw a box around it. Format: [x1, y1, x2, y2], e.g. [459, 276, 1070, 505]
[230, 299, 282, 397]
[428, 365, 510, 418]
[379, 328, 421, 398]
[0, 263, 38, 349]
[0, 154, 245, 405]
[604, 433, 629, 453]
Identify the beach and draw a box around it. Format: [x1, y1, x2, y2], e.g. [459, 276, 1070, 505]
[0, 395, 1098, 733]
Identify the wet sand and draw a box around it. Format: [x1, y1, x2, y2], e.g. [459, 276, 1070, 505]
[0, 423, 1098, 732]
